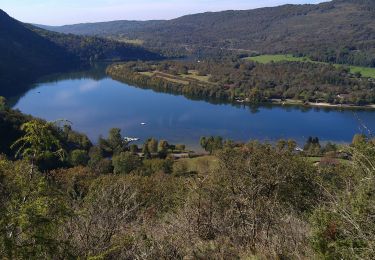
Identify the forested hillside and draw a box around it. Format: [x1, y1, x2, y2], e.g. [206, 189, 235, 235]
[30, 26, 162, 62]
[39, 0, 375, 66]
[0, 10, 79, 97]
[36, 20, 162, 36]
[0, 10, 161, 99]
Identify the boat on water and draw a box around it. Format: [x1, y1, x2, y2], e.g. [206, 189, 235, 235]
[124, 137, 140, 142]
[141, 122, 146, 125]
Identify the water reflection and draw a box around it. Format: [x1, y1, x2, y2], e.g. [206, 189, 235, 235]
[13, 65, 375, 150]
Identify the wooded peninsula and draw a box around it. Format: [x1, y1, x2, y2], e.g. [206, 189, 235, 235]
[107, 57, 375, 108]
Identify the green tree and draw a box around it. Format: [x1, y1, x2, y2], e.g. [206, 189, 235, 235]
[62, 125, 92, 150]
[0, 157, 70, 258]
[129, 144, 139, 154]
[158, 140, 169, 158]
[200, 137, 208, 151]
[142, 144, 151, 159]
[69, 149, 89, 166]
[0, 96, 7, 111]
[352, 133, 367, 147]
[108, 128, 126, 155]
[88, 146, 103, 166]
[147, 138, 158, 153]
[287, 139, 297, 152]
[112, 152, 141, 174]
[248, 87, 263, 103]
[158, 140, 169, 153]
[88, 146, 113, 174]
[143, 158, 174, 174]
[175, 144, 186, 151]
[323, 142, 337, 154]
[200, 136, 223, 154]
[11, 120, 65, 177]
[276, 139, 287, 152]
[304, 136, 321, 156]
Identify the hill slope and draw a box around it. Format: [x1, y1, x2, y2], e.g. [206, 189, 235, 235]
[38, 0, 375, 66]
[36, 20, 162, 36]
[0, 9, 78, 97]
[0, 10, 162, 99]
[30, 26, 162, 62]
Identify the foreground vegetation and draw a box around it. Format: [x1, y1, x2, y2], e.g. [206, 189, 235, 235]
[107, 58, 375, 106]
[1, 98, 375, 259]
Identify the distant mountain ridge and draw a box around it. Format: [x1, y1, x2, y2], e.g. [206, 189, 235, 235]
[35, 20, 163, 36]
[36, 0, 375, 66]
[29, 26, 162, 62]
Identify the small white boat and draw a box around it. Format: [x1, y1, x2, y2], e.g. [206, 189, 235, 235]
[124, 137, 140, 142]
[140, 122, 146, 125]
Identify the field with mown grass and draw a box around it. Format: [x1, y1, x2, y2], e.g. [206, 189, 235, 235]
[245, 55, 375, 78]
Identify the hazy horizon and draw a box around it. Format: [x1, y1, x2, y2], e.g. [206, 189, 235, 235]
[1, 0, 328, 26]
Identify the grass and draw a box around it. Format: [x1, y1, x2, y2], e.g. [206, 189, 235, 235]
[110, 36, 144, 45]
[139, 71, 155, 77]
[176, 155, 218, 174]
[305, 157, 323, 163]
[245, 54, 318, 64]
[346, 65, 375, 78]
[180, 70, 212, 83]
[304, 156, 351, 166]
[271, 99, 304, 105]
[245, 54, 375, 78]
[155, 75, 190, 85]
[138, 69, 214, 86]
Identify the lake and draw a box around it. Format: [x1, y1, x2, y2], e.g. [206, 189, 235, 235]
[13, 66, 375, 150]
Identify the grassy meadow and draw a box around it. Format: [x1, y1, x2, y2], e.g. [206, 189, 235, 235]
[245, 54, 375, 78]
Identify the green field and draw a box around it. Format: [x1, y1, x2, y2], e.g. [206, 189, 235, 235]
[245, 54, 318, 64]
[180, 70, 212, 83]
[245, 54, 375, 78]
[346, 65, 375, 78]
[109, 36, 144, 45]
[139, 71, 155, 77]
[139, 69, 214, 86]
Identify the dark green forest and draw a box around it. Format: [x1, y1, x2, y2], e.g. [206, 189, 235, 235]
[30, 26, 162, 62]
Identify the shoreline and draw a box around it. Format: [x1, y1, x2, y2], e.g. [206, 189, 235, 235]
[268, 99, 375, 110]
[108, 70, 375, 111]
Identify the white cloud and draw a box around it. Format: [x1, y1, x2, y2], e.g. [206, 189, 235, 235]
[79, 81, 101, 92]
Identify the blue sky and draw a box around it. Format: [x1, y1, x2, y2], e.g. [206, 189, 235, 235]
[1, 0, 328, 25]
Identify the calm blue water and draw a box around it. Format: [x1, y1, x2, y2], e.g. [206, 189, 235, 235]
[13, 69, 375, 150]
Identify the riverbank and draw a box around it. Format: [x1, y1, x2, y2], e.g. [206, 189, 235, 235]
[107, 60, 375, 110]
[269, 99, 375, 110]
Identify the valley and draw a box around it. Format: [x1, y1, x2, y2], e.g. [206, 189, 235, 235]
[1, 1, 375, 258]
[12, 67, 375, 150]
